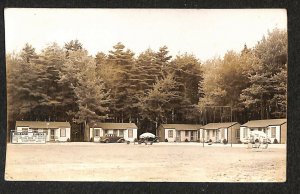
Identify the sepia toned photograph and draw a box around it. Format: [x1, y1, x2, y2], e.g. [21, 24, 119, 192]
[4, 8, 287, 182]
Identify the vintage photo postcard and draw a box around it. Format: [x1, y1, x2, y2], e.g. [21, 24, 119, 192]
[5, 8, 287, 182]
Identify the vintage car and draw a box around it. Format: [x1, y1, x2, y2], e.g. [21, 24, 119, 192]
[100, 134, 125, 143]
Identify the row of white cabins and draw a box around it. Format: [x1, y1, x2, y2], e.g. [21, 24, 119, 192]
[12, 118, 287, 144]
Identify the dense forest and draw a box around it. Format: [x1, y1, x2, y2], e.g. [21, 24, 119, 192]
[6, 28, 287, 141]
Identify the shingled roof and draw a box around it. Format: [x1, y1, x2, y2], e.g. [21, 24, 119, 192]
[241, 119, 287, 128]
[160, 124, 202, 130]
[91, 122, 137, 129]
[16, 121, 70, 128]
[200, 122, 239, 130]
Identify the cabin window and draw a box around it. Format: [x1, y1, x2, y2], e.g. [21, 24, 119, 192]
[60, 128, 66, 137]
[22, 128, 28, 132]
[236, 129, 240, 138]
[168, 130, 173, 138]
[243, 128, 248, 138]
[104, 130, 108, 135]
[95, 129, 100, 136]
[185, 131, 189, 137]
[271, 127, 276, 138]
[221, 129, 225, 138]
[119, 130, 124, 137]
[113, 129, 117, 135]
[128, 129, 133, 138]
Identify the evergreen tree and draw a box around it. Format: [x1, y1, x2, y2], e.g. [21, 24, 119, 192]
[240, 29, 287, 119]
[106, 42, 135, 123]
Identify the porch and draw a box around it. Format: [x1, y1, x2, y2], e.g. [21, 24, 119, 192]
[175, 130, 199, 142]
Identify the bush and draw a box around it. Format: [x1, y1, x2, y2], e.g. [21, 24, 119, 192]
[273, 139, 279, 144]
[238, 140, 242, 144]
[196, 139, 200, 143]
[185, 139, 189, 142]
[67, 138, 70, 142]
[165, 139, 168, 142]
[126, 141, 130, 144]
[222, 139, 228, 144]
[209, 139, 212, 143]
[90, 137, 93, 142]
[134, 138, 138, 142]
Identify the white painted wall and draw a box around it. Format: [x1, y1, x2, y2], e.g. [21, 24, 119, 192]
[267, 125, 281, 143]
[240, 126, 247, 142]
[240, 125, 281, 144]
[89, 128, 137, 142]
[182, 131, 190, 141]
[46, 129, 50, 141]
[165, 128, 176, 142]
[224, 128, 228, 141]
[90, 128, 93, 140]
[57, 128, 70, 142]
[123, 128, 137, 142]
[90, 128, 102, 142]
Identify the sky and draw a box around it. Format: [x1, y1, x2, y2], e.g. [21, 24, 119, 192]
[5, 9, 287, 61]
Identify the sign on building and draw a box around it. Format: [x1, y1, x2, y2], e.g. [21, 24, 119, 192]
[11, 130, 46, 144]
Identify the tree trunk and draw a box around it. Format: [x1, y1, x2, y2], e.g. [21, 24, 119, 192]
[260, 94, 264, 120]
[84, 119, 90, 142]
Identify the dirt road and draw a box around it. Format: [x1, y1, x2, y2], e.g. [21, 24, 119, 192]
[5, 142, 286, 182]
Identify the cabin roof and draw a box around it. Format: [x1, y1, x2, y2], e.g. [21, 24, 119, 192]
[200, 122, 239, 130]
[241, 119, 287, 128]
[160, 124, 203, 130]
[91, 122, 137, 129]
[16, 121, 70, 128]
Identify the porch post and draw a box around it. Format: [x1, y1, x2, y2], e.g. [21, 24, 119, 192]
[231, 127, 232, 147]
[202, 129, 204, 147]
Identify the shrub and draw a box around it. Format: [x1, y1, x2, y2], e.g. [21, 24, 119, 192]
[126, 141, 130, 144]
[90, 137, 93, 142]
[238, 140, 242, 144]
[67, 138, 70, 142]
[209, 139, 212, 143]
[134, 138, 138, 142]
[273, 139, 279, 144]
[222, 139, 228, 144]
[165, 139, 168, 142]
[185, 139, 189, 142]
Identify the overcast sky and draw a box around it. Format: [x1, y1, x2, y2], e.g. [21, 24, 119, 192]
[5, 9, 287, 61]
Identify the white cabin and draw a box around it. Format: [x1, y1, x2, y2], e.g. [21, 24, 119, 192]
[89, 122, 138, 142]
[240, 119, 287, 144]
[13, 121, 71, 143]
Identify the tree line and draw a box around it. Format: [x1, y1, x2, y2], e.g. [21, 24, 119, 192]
[6, 28, 287, 141]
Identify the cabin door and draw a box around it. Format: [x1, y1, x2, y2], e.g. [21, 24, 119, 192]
[190, 131, 194, 141]
[50, 129, 55, 141]
[176, 131, 181, 142]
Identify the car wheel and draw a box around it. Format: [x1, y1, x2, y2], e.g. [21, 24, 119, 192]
[105, 139, 109, 143]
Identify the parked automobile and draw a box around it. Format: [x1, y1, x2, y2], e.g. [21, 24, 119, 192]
[100, 134, 125, 143]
